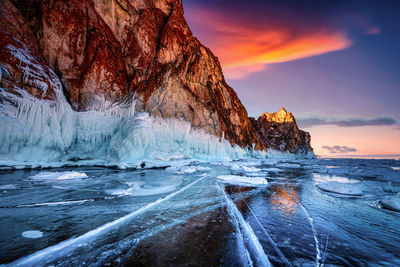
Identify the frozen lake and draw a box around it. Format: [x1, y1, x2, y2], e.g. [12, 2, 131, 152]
[1, 158, 399, 266]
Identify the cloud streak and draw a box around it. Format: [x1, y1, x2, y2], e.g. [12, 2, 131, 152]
[185, 6, 353, 79]
[322, 145, 357, 154]
[298, 117, 397, 128]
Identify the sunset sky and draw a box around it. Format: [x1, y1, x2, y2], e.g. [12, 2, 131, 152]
[183, 0, 400, 156]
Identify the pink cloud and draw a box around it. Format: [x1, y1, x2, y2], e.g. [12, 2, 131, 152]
[187, 7, 353, 79]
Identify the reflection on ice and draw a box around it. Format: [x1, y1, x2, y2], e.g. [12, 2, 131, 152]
[269, 185, 300, 216]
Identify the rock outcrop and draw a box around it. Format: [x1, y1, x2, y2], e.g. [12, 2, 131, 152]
[250, 108, 313, 153]
[1, 0, 313, 154]
[0, 0, 60, 101]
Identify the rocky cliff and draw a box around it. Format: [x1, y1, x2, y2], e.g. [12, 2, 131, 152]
[0, 0, 313, 155]
[250, 108, 313, 154]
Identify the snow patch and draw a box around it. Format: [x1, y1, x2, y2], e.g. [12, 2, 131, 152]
[29, 171, 88, 181]
[22, 230, 43, 239]
[217, 175, 268, 186]
[316, 181, 363, 196]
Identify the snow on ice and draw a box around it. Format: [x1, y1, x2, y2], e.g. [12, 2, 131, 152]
[316, 181, 363, 196]
[22, 230, 43, 239]
[217, 175, 268, 186]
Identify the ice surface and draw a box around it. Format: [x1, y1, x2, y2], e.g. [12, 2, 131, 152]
[382, 182, 397, 193]
[219, 183, 271, 267]
[231, 164, 262, 176]
[3, 159, 400, 266]
[29, 171, 88, 181]
[276, 163, 302, 169]
[243, 166, 262, 172]
[316, 181, 363, 196]
[22, 230, 43, 239]
[105, 179, 182, 197]
[380, 197, 400, 212]
[217, 175, 268, 186]
[11, 176, 206, 266]
[265, 167, 283, 173]
[17, 199, 94, 207]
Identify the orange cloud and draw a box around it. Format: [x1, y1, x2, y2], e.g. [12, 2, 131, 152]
[187, 8, 353, 79]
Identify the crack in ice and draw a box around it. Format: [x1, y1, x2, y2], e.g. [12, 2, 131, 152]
[10, 176, 206, 266]
[218, 183, 271, 267]
[283, 184, 321, 267]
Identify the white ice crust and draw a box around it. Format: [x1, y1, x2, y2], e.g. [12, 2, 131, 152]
[217, 175, 268, 186]
[22, 230, 43, 239]
[29, 171, 88, 181]
[316, 181, 363, 196]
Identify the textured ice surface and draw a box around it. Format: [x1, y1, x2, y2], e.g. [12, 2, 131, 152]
[316, 181, 363, 196]
[1, 159, 400, 266]
[105, 178, 182, 197]
[380, 197, 400, 212]
[22, 230, 43, 239]
[276, 163, 302, 169]
[217, 175, 268, 186]
[0, 184, 17, 190]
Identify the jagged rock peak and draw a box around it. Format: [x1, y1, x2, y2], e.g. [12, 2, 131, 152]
[260, 107, 296, 125]
[250, 108, 313, 154]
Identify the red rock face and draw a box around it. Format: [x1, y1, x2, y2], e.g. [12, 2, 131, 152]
[36, 0, 130, 111]
[0, 0, 58, 101]
[1, 0, 313, 152]
[92, 0, 262, 148]
[250, 108, 313, 153]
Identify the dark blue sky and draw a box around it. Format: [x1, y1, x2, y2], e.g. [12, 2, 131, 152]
[183, 0, 400, 155]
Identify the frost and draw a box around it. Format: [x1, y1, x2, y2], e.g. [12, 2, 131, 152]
[7, 44, 52, 96]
